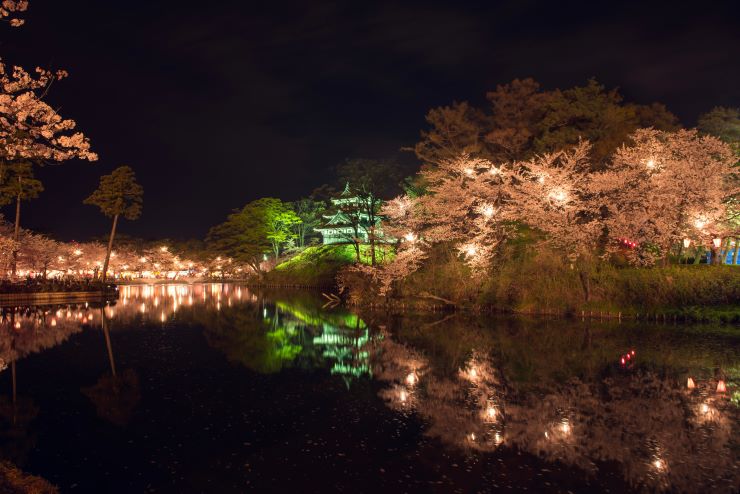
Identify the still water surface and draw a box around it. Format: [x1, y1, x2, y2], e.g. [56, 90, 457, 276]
[0, 283, 737, 493]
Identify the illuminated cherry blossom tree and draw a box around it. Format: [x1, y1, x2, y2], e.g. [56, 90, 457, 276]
[595, 129, 738, 265]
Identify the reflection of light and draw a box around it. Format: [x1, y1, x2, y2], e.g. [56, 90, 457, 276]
[560, 421, 571, 434]
[51, 318, 57, 327]
[469, 367, 477, 378]
[14, 321, 20, 329]
[653, 459, 665, 471]
[140, 303, 146, 314]
[74, 249, 82, 256]
[494, 433, 502, 444]
[399, 390, 407, 402]
[406, 372, 417, 386]
[468, 432, 476, 442]
[485, 406, 496, 419]
[160, 312, 166, 322]
[687, 377, 695, 389]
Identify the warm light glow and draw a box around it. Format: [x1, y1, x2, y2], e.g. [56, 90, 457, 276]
[683, 238, 691, 249]
[716, 380, 726, 393]
[712, 237, 722, 248]
[653, 459, 665, 471]
[463, 167, 474, 176]
[469, 367, 478, 378]
[14, 321, 20, 329]
[399, 389, 407, 402]
[687, 377, 695, 389]
[700, 403, 710, 414]
[560, 421, 571, 434]
[404, 232, 416, 242]
[468, 432, 476, 441]
[694, 217, 707, 229]
[160, 246, 168, 252]
[485, 406, 496, 419]
[481, 204, 495, 218]
[406, 372, 417, 386]
[548, 188, 568, 203]
[646, 158, 656, 170]
[489, 166, 501, 176]
[51, 318, 57, 327]
[74, 249, 82, 256]
[463, 244, 478, 257]
[140, 257, 147, 263]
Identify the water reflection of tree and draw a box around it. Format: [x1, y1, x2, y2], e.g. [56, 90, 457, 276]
[194, 294, 378, 385]
[0, 307, 85, 467]
[373, 315, 740, 493]
[81, 309, 141, 426]
[199, 304, 303, 374]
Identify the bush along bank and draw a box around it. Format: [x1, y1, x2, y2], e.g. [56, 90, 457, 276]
[340, 246, 740, 323]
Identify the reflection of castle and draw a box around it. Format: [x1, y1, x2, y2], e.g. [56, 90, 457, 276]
[312, 321, 373, 384]
[272, 301, 377, 386]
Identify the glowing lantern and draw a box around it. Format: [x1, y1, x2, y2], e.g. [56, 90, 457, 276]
[687, 377, 695, 389]
[716, 380, 726, 393]
[51, 318, 57, 327]
[399, 390, 407, 402]
[712, 238, 722, 248]
[683, 238, 691, 249]
[549, 189, 567, 203]
[464, 244, 478, 257]
[620, 357, 625, 365]
[406, 372, 417, 386]
[14, 321, 20, 329]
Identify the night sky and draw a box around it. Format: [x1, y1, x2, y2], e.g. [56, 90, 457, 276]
[3, 0, 739, 241]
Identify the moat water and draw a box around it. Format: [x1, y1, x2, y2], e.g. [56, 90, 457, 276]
[0, 283, 737, 493]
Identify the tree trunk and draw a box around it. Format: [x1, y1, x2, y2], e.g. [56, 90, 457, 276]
[579, 270, 590, 302]
[353, 239, 360, 263]
[102, 309, 117, 377]
[101, 214, 119, 283]
[369, 226, 376, 266]
[11, 191, 21, 278]
[710, 241, 721, 265]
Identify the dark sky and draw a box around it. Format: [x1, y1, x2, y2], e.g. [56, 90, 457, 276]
[3, 0, 739, 241]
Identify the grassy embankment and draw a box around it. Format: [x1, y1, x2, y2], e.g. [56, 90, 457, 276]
[264, 242, 740, 322]
[389, 246, 740, 322]
[264, 244, 392, 287]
